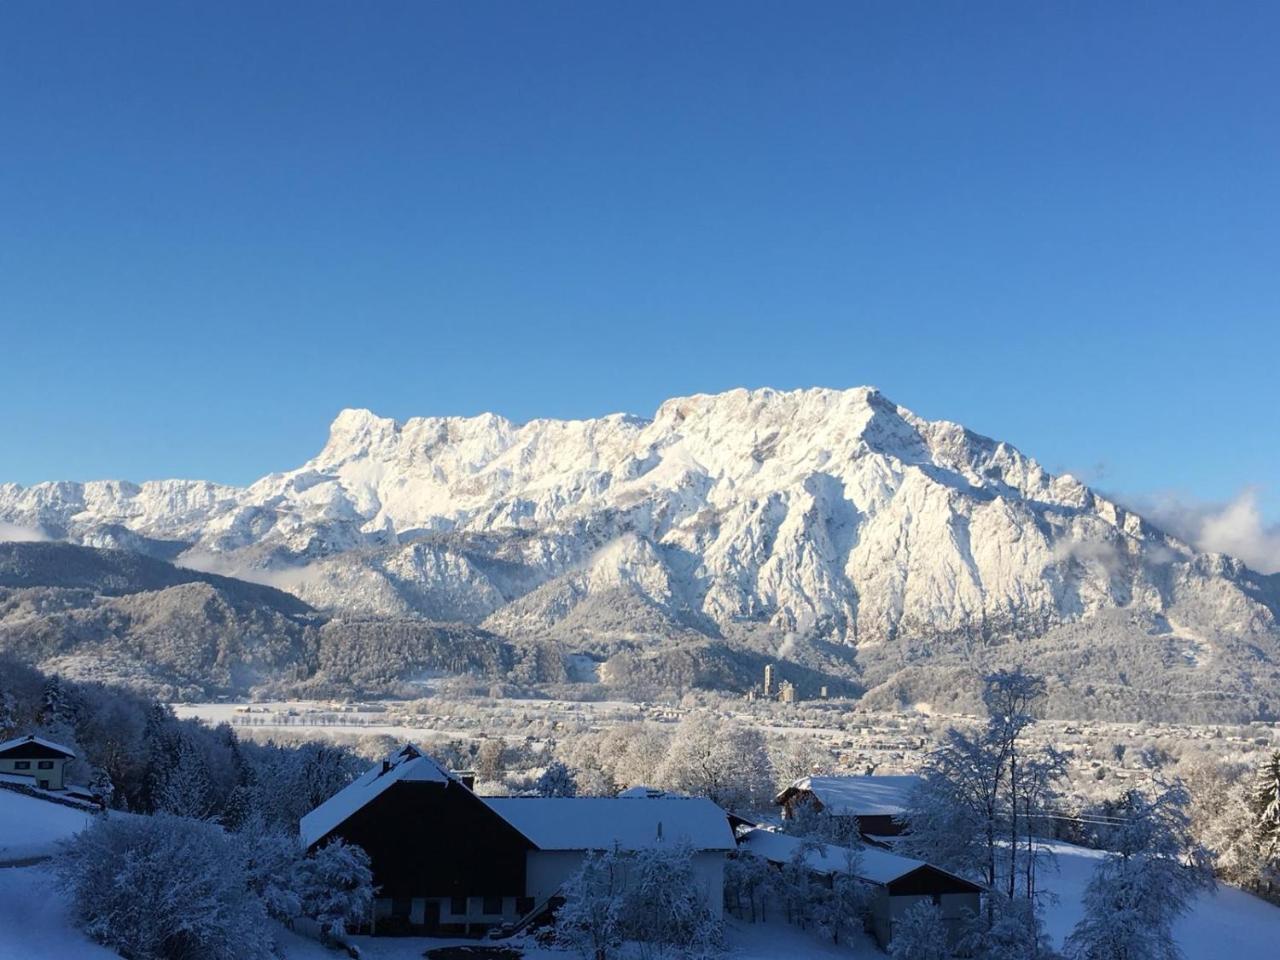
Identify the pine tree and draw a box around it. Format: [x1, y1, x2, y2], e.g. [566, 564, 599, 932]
[1250, 751, 1280, 891]
[157, 736, 214, 819]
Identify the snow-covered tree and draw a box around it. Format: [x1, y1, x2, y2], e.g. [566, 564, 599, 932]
[904, 668, 1063, 924]
[724, 851, 777, 923]
[475, 738, 506, 783]
[0, 688, 16, 738]
[295, 839, 374, 937]
[769, 735, 830, 790]
[1066, 783, 1214, 960]
[1250, 751, 1280, 891]
[537, 760, 579, 797]
[236, 820, 304, 924]
[557, 848, 625, 960]
[622, 840, 722, 957]
[889, 900, 949, 960]
[961, 893, 1058, 960]
[657, 713, 774, 811]
[56, 813, 272, 960]
[157, 735, 215, 819]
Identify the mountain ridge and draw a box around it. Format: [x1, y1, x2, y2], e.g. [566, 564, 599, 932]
[3, 386, 1279, 718]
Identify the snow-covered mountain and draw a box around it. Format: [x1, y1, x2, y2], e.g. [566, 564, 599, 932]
[3, 386, 1279, 714]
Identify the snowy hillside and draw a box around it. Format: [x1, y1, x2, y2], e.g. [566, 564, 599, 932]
[0, 789, 96, 862]
[4, 387, 1280, 717]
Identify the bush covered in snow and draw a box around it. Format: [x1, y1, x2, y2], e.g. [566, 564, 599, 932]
[56, 814, 273, 960]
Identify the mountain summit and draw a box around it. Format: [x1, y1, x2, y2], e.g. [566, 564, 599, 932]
[3, 387, 1278, 718]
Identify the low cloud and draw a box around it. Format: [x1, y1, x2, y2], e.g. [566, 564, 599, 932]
[176, 549, 319, 593]
[0, 521, 50, 543]
[1134, 487, 1280, 575]
[1052, 538, 1123, 574]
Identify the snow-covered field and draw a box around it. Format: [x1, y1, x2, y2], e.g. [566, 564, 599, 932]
[0, 789, 97, 862]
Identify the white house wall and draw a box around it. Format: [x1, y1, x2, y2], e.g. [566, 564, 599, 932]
[524, 850, 726, 920]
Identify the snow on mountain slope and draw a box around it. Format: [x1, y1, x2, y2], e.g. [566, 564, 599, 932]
[2, 388, 1277, 668]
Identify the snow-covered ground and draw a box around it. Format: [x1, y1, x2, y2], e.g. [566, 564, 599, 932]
[0, 864, 116, 959]
[1037, 840, 1280, 956]
[0, 789, 97, 862]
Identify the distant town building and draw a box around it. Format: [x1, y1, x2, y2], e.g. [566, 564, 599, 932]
[779, 680, 797, 703]
[763, 664, 774, 698]
[0, 735, 75, 791]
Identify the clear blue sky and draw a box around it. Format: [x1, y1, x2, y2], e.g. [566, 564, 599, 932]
[1, 2, 1277, 520]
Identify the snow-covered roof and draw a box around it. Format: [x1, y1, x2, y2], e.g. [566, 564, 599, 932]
[778, 775, 921, 816]
[484, 797, 736, 852]
[738, 827, 973, 888]
[299, 743, 453, 847]
[0, 734, 76, 758]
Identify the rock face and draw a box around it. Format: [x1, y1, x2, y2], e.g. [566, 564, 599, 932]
[3, 387, 1279, 716]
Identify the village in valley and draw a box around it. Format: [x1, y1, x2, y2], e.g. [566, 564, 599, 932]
[3, 658, 1279, 960]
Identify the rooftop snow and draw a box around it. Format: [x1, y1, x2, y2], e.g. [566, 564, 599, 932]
[0, 735, 76, 759]
[738, 827, 976, 888]
[299, 743, 452, 848]
[484, 796, 736, 852]
[779, 775, 921, 816]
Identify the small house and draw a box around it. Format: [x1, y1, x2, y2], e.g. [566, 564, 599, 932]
[0, 735, 76, 791]
[484, 795, 737, 919]
[775, 774, 922, 838]
[738, 826, 982, 948]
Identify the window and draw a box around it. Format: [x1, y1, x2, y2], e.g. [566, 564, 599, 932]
[391, 898, 411, 918]
[450, 896, 466, 916]
[37, 761, 54, 770]
[482, 896, 503, 916]
[14, 761, 30, 770]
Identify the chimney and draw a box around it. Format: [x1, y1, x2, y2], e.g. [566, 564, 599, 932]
[656, 820, 663, 842]
[453, 770, 477, 790]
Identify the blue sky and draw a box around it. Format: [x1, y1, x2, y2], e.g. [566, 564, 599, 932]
[1, 2, 1277, 527]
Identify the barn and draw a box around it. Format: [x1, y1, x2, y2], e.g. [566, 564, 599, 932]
[775, 774, 921, 838]
[300, 744, 536, 935]
[484, 796, 736, 919]
[738, 826, 982, 948]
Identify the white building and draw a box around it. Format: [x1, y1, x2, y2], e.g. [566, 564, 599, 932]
[0, 735, 76, 792]
[484, 796, 736, 919]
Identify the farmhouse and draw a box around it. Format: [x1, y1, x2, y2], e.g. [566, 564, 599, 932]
[300, 744, 536, 935]
[484, 796, 736, 919]
[0, 735, 75, 792]
[738, 826, 982, 948]
[775, 774, 921, 838]
[300, 744, 737, 936]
